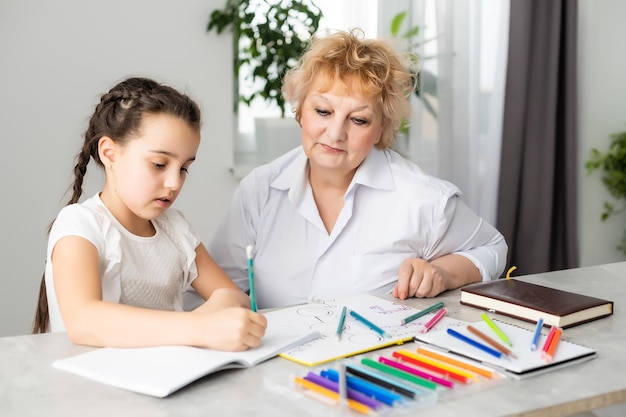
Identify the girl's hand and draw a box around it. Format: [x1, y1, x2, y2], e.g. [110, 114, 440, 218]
[193, 307, 267, 351]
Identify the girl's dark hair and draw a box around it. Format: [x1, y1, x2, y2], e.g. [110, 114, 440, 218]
[32, 77, 201, 333]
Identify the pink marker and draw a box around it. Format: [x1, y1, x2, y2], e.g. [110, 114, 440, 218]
[419, 308, 447, 333]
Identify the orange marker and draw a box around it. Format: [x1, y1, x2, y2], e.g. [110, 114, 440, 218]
[392, 351, 469, 383]
[543, 327, 563, 362]
[416, 346, 495, 379]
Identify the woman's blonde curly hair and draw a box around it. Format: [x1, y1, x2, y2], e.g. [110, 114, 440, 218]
[282, 28, 419, 149]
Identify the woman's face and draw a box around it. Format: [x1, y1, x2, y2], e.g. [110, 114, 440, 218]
[299, 79, 383, 178]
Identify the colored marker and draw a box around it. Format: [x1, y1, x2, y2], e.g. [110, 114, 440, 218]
[392, 350, 470, 383]
[447, 328, 503, 359]
[361, 357, 437, 390]
[302, 372, 382, 410]
[480, 313, 513, 347]
[338, 362, 347, 408]
[541, 326, 563, 362]
[416, 346, 495, 379]
[349, 310, 389, 338]
[294, 377, 372, 414]
[541, 325, 558, 354]
[530, 318, 544, 351]
[398, 301, 444, 325]
[346, 363, 417, 398]
[322, 369, 401, 405]
[246, 245, 257, 312]
[467, 325, 517, 359]
[543, 327, 563, 362]
[335, 306, 347, 341]
[419, 308, 447, 333]
[396, 349, 480, 380]
[378, 356, 454, 388]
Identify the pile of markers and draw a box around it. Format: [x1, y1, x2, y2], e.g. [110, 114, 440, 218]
[293, 346, 505, 415]
[449, 314, 563, 363]
[532, 318, 563, 362]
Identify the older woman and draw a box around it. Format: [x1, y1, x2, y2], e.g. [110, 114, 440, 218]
[209, 29, 507, 309]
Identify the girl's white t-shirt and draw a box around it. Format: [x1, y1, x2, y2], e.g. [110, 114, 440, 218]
[45, 193, 199, 332]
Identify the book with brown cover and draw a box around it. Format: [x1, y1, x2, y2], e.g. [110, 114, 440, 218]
[460, 279, 614, 328]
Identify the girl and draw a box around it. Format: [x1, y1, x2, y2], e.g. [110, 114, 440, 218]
[33, 77, 266, 351]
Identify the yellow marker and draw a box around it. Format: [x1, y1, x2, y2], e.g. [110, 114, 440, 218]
[416, 347, 496, 379]
[505, 265, 517, 280]
[396, 349, 480, 381]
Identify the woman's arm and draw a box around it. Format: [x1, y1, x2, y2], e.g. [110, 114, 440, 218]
[53, 236, 265, 350]
[393, 196, 507, 299]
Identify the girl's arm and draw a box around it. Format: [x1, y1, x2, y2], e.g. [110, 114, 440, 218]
[53, 236, 266, 350]
[189, 243, 252, 311]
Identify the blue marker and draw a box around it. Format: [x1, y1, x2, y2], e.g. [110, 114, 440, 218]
[349, 309, 389, 338]
[321, 369, 401, 405]
[447, 328, 503, 359]
[530, 318, 544, 351]
[304, 372, 382, 409]
[346, 363, 419, 398]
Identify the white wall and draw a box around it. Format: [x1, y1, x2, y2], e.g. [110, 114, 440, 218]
[1, 0, 625, 337]
[577, 0, 626, 267]
[0, 0, 238, 336]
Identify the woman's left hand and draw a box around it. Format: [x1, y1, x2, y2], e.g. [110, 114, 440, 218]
[393, 258, 448, 299]
[392, 254, 481, 299]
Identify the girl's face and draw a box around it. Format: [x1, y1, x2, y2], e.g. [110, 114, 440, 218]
[299, 79, 383, 179]
[100, 113, 200, 235]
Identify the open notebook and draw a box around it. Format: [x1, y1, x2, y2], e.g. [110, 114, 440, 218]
[413, 316, 596, 378]
[276, 294, 427, 366]
[52, 310, 320, 398]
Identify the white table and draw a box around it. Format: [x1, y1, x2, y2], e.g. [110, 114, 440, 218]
[2, 262, 626, 417]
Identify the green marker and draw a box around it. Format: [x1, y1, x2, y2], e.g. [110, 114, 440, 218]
[481, 312, 513, 347]
[398, 301, 444, 325]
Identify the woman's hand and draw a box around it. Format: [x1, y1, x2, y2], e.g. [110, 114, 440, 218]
[393, 258, 448, 299]
[393, 254, 481, 299]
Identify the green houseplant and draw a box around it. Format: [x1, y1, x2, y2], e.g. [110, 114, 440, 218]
[586, 130, 626, 255]
[207, 0, 322, 117]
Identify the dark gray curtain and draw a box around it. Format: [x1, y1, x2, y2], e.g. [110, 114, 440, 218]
[496, 0, 579, 275]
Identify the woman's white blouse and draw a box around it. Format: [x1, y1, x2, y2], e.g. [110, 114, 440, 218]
[209, 147, 507, 309]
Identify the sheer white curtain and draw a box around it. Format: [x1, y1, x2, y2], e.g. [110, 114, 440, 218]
[235, 1, 510, 226]
[400, 0, 510, 225]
